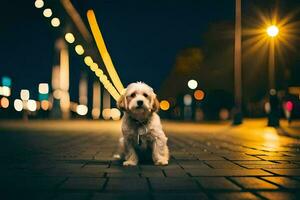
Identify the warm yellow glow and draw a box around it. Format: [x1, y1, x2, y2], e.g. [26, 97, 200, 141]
[51, 17, 60, 27]
[39, 83, 49, 94]
[20, 89, 30, 101]
[102, 108, 111, 120]
[267, 25, 279, 37]
[75, 45, 84, 55]
[194, 90, 205, 101]
[160, 100, 170, 111]
[0, 97, 9, 108]
[0, 86, 11, 97]
[92, 81, 101, 119]
[14, 99, 23, 111]
[65, 33, 75, 44]
[27, 100, 37, 112]
[95, 68, 103, 77]
[34, 0, 44, 8]
[84, 56, 93, 66]
[76, 104, 88, 116]
[188, 79, 198, 89]
[90, 63, 98, 72]
[111, 108, 121, 120]
[43, 8, 52, 18]
[41, 100, 49, 110]
[87, 10, 124, 94]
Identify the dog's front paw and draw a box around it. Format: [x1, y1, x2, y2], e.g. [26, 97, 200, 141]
[123, 160, 137, 166]
[155, 159, 168, 166]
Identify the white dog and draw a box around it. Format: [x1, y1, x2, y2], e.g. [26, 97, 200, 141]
[117, 82, 169, 166]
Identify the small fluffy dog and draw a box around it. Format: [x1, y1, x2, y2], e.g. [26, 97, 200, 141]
[117, 82, 169, 166]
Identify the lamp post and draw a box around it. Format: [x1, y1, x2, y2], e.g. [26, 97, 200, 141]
[266, 25, 280, 127]
[233, 0, 243, 125]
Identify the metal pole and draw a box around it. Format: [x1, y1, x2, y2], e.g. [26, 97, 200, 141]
[233, 0, 243, 125]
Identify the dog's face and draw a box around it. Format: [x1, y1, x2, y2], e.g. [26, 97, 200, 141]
[117, 82, 159, 120]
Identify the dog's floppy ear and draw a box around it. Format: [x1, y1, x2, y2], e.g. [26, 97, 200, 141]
[151, 95, 160, 112]
[117, 93, 127, 111]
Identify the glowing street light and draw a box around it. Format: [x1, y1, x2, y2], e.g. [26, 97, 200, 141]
[187, 79, 198, 90]
[20, 90, 30, 101]
[14, 99, 23, 111]
[84, 56, 93, 66]
[160, 100, 170, 111]
[267, 25, 279, 37]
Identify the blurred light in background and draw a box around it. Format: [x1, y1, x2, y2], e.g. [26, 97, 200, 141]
[51, 17, 60, 27]
[285, 101, 293, 112]
[111, 108, 121, 120]
[219, 108, 230, 120]
[90, 63, 98, 72]
[84, 56, 93, 66]
[267, 25, 279, 37]
[194, 89, 205, 101]
[92, 81, 101, 119]
[188, 79, 198, 89]
[40, 100, 50, 111]
[95, 68, 103, 77]
[75, 45, 84, 55]
[14, 99, 23, 111]
[2, 76, 12, 87]
[27, 100, 37, 112]
[43, 8, 52, 18]
[102, 108, 111, 120]
[0, 86, 11, 97]
[20, 90, 30, 101]
[76, 104, 88, 116]
[160, 100, 170, 111]
[34, 0, 44, 9]
[0, 97, 9, 108]
[65, 33, 75, 44]
[264, 102, 271, 114]
[183, 94, 192, 106]
[79, 74, 88, 105]
[39, 83, 49, 94]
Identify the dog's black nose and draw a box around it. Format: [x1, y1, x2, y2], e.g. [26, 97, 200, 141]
[137, 100, 143, 107]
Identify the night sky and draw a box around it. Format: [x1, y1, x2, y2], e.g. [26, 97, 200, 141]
[0, 0, 299, 102]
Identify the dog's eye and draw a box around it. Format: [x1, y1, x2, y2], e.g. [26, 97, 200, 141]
[130, 93, 136, 98]
[143, 93, 148, 98]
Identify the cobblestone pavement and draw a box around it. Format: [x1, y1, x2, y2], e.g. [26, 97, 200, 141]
[1, 120, 300, 200]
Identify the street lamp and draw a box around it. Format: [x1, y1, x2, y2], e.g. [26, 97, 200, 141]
[266, 25, 280, 127]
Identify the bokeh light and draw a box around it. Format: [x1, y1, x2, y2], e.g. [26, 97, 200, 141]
[65, 33, 75, 44]
[84, 56, 93, 66]
[27, 100, 37, 112]
[194, 90, 205, 101]
[14, 99, 23, 112]
[0, 97, 9, 108]
[21, 89, 30, 101]
[76, 105, 88, 116]
[160, 100, 170, 111]
[75, 45, 84, 55]
[43, 8, 52, 18]
[34, 0, 44, 8]
[51, 17, 60, 27]
[41, 100, 49, 111]
[102, 108, 111, 120]
[111, 108, 121, 120]
[183, 94, 192, 106]
[39, 83, 49, 94]
[187, 79, 198, 89]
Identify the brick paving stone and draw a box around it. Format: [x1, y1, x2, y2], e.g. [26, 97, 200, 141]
[261, 177, 300, 189]
[91, 193, 151, 200]
[241, 164, 300, 169]
[230, 177, 278, 189]
[153, 192, 209, 200]
[258, 156, 300, 161]
[188, 169, 272, 177]
[205, 161, 244, 169]
[221, 154, 261, 161]
[234, 161, 276, 165]
[265, 169, 300, 176]
[140, 171, 165, 177]
[258, 191, 300, 200]
[178, 160, 211, 169]
[60, 177, 106, 190]
[196, 177, 241, 190]
[213, 192, 260, 200]
[106, 172, 140, 177]
[163, 169, 189, 177]
[104, 178, 149, 192]
[149, 178, 199, 191]
[52, 192, 90, 200]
